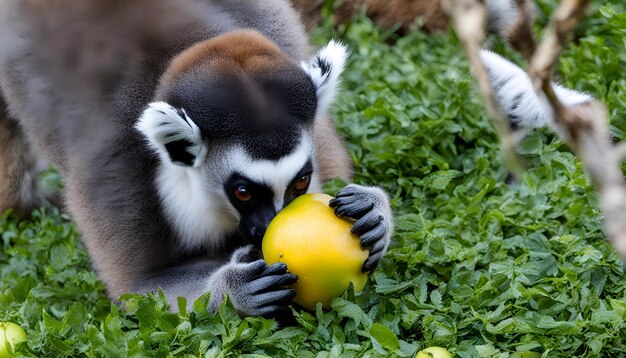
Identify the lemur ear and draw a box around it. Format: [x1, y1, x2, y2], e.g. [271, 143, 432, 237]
[301, 40, 349, 116]
[136, 102, 207, 167]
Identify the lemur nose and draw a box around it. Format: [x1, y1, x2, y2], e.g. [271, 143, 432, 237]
[249, 226, 266, 249]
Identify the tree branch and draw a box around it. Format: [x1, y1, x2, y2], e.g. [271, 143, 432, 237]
[526, 0, 626, 266]
[442, 0, 523, 177]
[448, 0, 626, 266]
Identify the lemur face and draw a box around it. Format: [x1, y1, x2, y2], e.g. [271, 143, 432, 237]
[214, 135, 316, 247]
[136, 30, 347, 249]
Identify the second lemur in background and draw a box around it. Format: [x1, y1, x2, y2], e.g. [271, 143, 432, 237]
[292, 0, 531, 37]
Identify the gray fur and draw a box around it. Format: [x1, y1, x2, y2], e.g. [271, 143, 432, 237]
[0, 0, 392, 318]
[485, 0, 538, 38]
[486, 0, 519, 36]
[0, 96, 59, 217]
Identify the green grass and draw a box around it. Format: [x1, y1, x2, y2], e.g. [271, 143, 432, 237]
[2, 1, 626, 357]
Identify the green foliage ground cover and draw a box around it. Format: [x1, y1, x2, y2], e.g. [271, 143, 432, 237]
[2, 1, 626, 356]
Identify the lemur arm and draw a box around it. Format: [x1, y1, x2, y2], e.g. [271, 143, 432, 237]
[131, 258, 224, 308]
[131, 247, 297, 317]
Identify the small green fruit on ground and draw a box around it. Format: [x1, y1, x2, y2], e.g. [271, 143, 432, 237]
[0, 322, 27, 358]
[415, 346, 453, 358]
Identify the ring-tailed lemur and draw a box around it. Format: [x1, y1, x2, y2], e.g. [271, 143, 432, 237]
[0, 0, 392, 319]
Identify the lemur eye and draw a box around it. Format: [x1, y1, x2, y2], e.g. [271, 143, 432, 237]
[294, 174, 311, 191]
[234, 186, 252, 202]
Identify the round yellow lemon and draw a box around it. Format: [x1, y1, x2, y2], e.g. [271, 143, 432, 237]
[0, 322, 27, 358]
[262, 193, 369, 310]
[415, 347, 453, 358]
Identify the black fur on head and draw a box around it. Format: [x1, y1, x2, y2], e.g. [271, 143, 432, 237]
[162, 60, 317, 161]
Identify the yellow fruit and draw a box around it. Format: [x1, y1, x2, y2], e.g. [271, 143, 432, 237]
[415, 346, 453, 358]
[0, 322, 27, 358]
[262, 193, 369, 310]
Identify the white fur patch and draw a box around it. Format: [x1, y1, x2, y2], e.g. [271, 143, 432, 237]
[301, 40, 349, 117]
[308, 171, 323, 194]
[153, 134, 317, 252]
[480, 50, 593, 133]
[155, 163, 239, 252]
[136, 101, 207, 167]
[228, 135, 315, 212]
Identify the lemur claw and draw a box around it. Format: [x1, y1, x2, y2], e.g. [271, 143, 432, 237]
[329, 195, 373, 218]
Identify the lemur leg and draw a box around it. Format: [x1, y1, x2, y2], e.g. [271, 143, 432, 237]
[330, 184, 393, 272]
[0, 94, 57, 217]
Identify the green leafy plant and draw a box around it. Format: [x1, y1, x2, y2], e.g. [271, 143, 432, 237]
[1, 1, 625, 356]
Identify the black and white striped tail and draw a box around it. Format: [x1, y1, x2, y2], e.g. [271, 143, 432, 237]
[480, 50, 593, 139]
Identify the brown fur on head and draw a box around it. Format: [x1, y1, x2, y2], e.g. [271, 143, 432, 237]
[160, 30, 292, 90]
[155, 30, 316, 118]
[149, 30, 319, 162]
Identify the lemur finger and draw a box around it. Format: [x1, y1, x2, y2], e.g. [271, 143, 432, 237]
[368, 237, 386, 256]
[329, 194, 359, 208]
[328, 196, 353, 208]
[277, 273, 299, 287]
[351, 211, 382, 236]
[335, 185, 360, 198]
[260, 262, 288, 277]
[362, 251, 384, 272]
[258, 305, 292, 320]
[333, 200, 373, 219]
[255, 288, 297, 306]
[359, 223, 386, 247]
[244, 260, 268, 277]
[249, 273, 298, 294]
